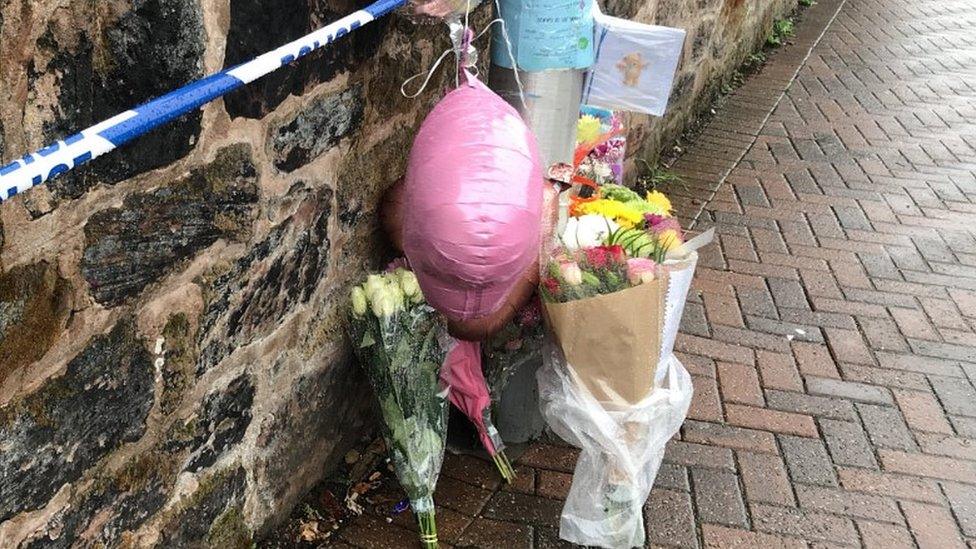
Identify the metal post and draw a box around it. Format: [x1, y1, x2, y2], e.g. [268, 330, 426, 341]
[487, 0, 594, 442]
[489, 68, 585, 168]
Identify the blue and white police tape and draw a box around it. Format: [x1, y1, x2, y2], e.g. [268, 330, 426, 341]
[0, 0, 406, 203]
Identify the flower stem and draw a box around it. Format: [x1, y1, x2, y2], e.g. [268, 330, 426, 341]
[491, 451, 517, 483]
[417, 510, 438, 548]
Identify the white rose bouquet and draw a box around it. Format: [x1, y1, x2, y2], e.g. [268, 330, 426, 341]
[347, 268, 449, 548]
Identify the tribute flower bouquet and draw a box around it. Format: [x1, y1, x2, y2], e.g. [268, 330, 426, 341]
[477, 297, 546, 453]
[538, 182, 707, 548]
[577, 107, 626, 185]
[347, 268, 450, 548]
[483, 298, 545, 403]
[542, 186, 689, 404]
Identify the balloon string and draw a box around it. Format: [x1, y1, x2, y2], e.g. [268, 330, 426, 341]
[493, 0, 527, 109]
[459, 27, 474, 71]
[458, 0, 473, 86]
[400, 0, 525, 106]
[400, 14, 506, 98]
[400, 46, 457, 98]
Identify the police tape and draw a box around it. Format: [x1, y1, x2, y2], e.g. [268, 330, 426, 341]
[0, 0, 406, 202]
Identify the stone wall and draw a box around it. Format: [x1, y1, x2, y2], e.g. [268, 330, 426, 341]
[0, 0, 793, 545]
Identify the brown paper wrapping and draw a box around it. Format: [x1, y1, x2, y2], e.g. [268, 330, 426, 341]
[544, 273, 668, 405]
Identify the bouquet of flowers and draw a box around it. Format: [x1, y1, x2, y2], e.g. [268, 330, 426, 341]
[347, 268, 450, 548]
[538, 184, 709, 548]
[441, 340, 516, 482]
[482, 297, 545, 404]
[576, 107, 627, 186]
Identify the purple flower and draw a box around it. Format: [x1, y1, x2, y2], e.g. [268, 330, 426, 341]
[517, 298, 542, 327]
[645, 213, 683, 236]
[645, 213, 667, 227]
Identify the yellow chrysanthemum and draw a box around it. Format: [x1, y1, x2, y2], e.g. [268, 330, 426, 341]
[645, 190, 673, 216]
[574, 199, 644, 228]
[657, 229, 683, 251]
[577, 115, 603, 145]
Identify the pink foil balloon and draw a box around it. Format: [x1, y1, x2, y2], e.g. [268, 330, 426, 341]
[403, 71, 544, 321]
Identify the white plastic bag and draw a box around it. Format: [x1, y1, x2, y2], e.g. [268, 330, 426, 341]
[582, 5, 686, 116]
[538, 349, 692, 548]
[655, 252, 698, 385]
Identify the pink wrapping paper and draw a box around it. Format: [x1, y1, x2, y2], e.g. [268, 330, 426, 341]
[403, 71, 544, 322]
[442, 341, 498, 454]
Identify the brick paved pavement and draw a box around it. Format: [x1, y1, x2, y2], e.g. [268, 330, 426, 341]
[325, 0, 976, 546]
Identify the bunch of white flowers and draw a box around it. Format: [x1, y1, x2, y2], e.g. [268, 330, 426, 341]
[577, 156, 613, 183]
[560, 214, 620, 251]
[350, 268, 425, 320]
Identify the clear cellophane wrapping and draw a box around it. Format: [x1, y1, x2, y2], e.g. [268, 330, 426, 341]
[538, 252, 698, 548]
